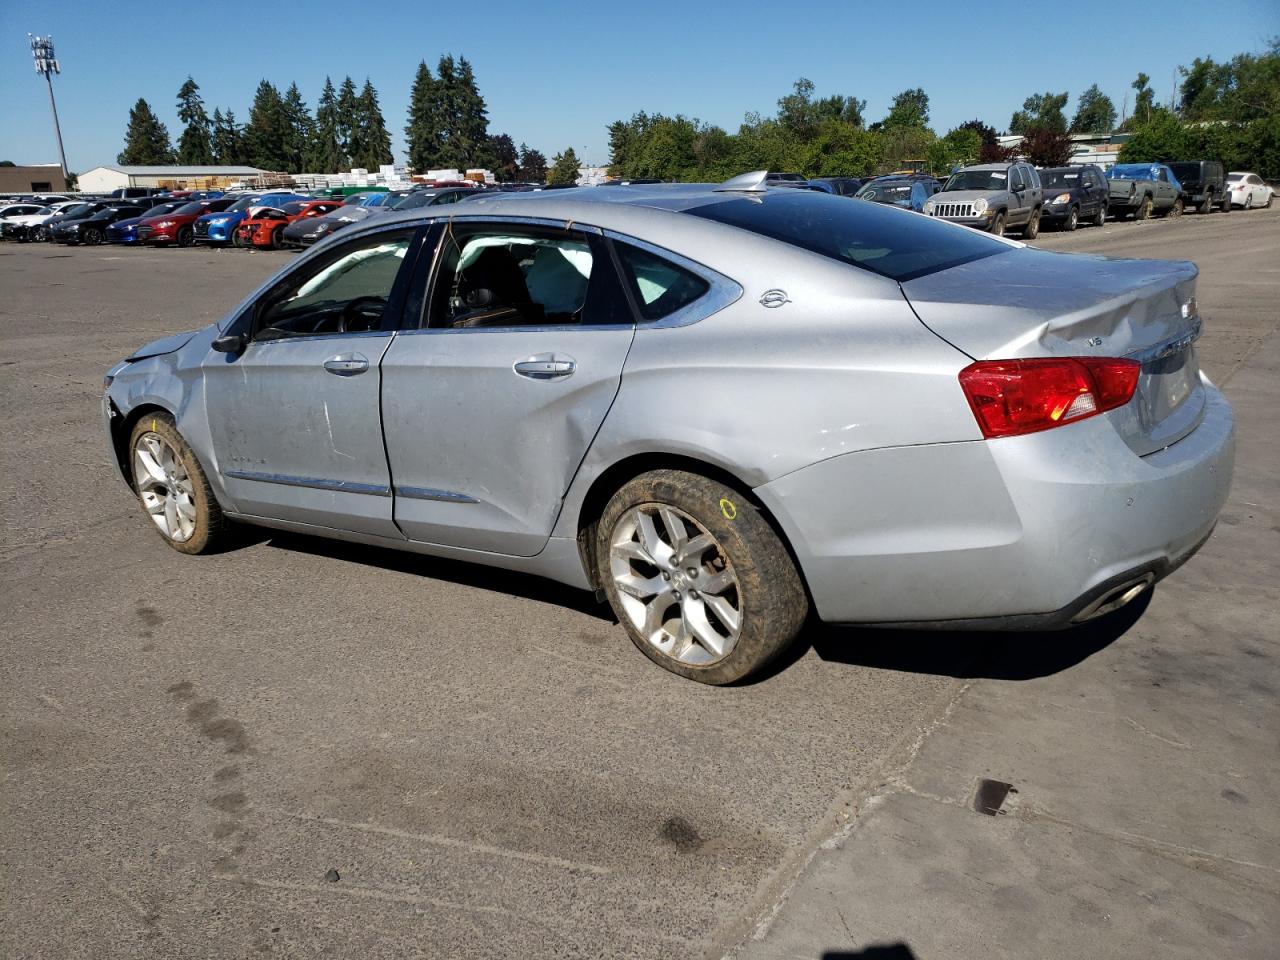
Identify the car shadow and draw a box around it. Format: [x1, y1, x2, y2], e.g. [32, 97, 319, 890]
[261, 530, 616, 622]
[753, 589, 1152, 684]
[822, 946, 918, 960]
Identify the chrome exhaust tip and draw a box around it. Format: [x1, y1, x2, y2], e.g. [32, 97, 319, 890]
[1071, 573, 1156, 624]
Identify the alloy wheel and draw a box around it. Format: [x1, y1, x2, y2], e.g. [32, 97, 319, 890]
[133, 432, 197, 542]
[608, 503, 742, 666]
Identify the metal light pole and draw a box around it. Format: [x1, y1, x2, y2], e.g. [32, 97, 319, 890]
[28, 34, 69, 183]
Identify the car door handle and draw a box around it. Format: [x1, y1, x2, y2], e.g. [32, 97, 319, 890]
[323, 354, 369, 376]
[513, 354, 576, 380]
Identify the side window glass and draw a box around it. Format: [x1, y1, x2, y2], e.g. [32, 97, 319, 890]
[255, 231, 412, 340]
[429, 227, 631, 329]
[613, 241, 712, 322]
[1010, 168, 1025, 191]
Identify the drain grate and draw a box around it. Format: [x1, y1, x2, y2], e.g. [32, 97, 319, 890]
[974, 778, 1016, 816]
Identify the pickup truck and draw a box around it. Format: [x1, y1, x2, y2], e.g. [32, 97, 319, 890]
[1165, 160, 1229, 214]
[1106, 163, 1185, 220]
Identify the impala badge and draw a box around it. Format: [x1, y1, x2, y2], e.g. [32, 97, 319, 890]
[759, 289, 791, 308]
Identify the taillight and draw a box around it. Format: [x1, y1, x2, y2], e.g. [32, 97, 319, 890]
[958, 357, 1141, 439]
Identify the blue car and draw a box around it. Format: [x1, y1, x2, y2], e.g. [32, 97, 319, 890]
[106, 200, 188, 245]
[854, 176, 941, 212]
[193, 192, 309, 246]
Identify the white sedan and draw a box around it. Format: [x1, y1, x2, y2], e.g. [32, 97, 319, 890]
[1226, 172, 1274, 209]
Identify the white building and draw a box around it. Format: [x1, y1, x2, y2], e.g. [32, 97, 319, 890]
[76, 165, 264, 193]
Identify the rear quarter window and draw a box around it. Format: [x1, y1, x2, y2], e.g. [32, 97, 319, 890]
[686, 191, 1009, 283]
[613, 242, 711, 321]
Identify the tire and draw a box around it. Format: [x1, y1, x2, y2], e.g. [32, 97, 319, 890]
[177, 226, 194, 248]
[83, 227, 103, 246]
[232, 231, 245, 248]
[1244, 195, 1253, 210]
[1022, 208, 1041, 239]
[1199, 192, 1213, 215]
[270, 226, 283, 250]
[989, 212, 1006, 236]
[1063, 205, 1079, 232]
[127, 412, 229, 555]
[1094, 203, 1108, 227]
[1267, 192, 1273, 209]
[1160, 197, 1184, 218]
[594, 469, 808, 684]
[1135, 195, 1153, 220]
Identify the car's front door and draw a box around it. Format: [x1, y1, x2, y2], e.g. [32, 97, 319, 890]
[380, 219, 636, 556]
[1008, 165, 1029, 223]
[203, 226, 422, 537]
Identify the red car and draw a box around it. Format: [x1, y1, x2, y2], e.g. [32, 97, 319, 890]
[235, 199, 345, 249]
[136, 197, 235, 247]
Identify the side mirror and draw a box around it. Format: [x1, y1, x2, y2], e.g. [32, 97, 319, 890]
[211, 334, 245, 354]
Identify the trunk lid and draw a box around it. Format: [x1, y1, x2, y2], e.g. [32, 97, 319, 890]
[902, 247, 1205, 455]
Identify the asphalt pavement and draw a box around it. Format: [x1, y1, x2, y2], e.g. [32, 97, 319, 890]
[1, 205, 1277, 959]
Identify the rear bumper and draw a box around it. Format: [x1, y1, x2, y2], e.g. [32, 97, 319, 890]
[754, 380, 1234, 626]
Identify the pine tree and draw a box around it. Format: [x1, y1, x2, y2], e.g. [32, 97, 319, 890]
[336, 76, 363, 167]
[455, 56, 490, 168]
[432, 56, 461, 166]
[546, 147, 580, 186]
[517, 143, 547, 182]
[353, 78, 393, 170]
[281, 83, 315, 173]
[406, 61, 441, 173]
[212, 109, 246, 165]
[244, 80, 292, 170]
[118, 98, 174, 165]
[305, 77, 347, 173]
[175, 77, 213, 164]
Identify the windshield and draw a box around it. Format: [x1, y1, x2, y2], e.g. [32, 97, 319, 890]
[1226, 173, 1244, 182]
[1108, 164, 1157, 180]
[1166, 163, 1199, 180]
[151, 202, 186, 216]
[171, 202, 205, 215]
[61, 203, 96, 217]
[282, 202, 307, 215]
[391, 191, 438, 210]
[1039, 170, 1081, 189]
[856, 182, 913, 204]
[943, 170, 1008, 192]
[686, 190, 1009, 283]
[226, 196, 264, 212]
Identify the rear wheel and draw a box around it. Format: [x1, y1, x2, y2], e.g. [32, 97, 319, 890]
[595, 470, 808, 684]
[128, 412, 230, 555]
[1022, 208, 1041, 239]
[1063, 205, 1079, 232]
[989, 212, 1005, 236]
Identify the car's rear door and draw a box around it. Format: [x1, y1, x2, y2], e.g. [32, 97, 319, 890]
[379, 218, 636, 556]
[203, 225, 425, 537]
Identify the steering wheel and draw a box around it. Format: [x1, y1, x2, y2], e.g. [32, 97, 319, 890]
[339, 296, 386, 333]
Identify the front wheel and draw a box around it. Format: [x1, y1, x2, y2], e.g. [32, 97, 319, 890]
[1094, 203, 1108, 226]
[1063, 205, 1079, 232]
[1244, 195, 1253, 210]
[83, 227, 104, 245]
[1135, 196, 1153, 220]
[177, 226, 194, 247]
[128, 412, 229, 554]
[1199, 193, 1213, 214]
[989, 212, 1005, 236]
[1163, 198, 1184, 218]
[595, 470, 808, 684]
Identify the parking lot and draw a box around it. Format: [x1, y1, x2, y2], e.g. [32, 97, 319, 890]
[1, 206, 1277, 959]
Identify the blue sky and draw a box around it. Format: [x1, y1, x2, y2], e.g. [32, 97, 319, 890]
[2, 0, 1276, 172]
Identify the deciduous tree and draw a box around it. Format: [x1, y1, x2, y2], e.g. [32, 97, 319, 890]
[1071, 84, 1117, 133]
[1010, 91, 1069, 134]
[517, 143, 547, 182]
[1020, 126, 1074, 166]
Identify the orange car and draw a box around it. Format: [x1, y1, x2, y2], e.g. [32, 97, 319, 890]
[235, 199, 344, 249]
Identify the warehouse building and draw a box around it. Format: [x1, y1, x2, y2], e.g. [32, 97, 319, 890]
[0, 163, 68, 193]
[75, 164, 264, 193]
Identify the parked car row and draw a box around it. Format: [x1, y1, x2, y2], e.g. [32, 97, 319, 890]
[0, 184, 489, 250]
[920, 160, 1272, 237]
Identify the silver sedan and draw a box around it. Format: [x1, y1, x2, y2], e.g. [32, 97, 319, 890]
[102, 172, 1234, 683]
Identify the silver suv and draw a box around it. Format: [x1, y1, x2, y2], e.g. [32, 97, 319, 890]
[925, 162, 1044, 237]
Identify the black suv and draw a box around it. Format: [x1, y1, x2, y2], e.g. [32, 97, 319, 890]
[1164, 161, 1229, 214]
[1037, 164, 1110, 230]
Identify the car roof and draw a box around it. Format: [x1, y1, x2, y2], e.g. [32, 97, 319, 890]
[960, 163, 1017, 171]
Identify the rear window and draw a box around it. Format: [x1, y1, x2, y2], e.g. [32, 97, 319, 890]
[685, 190, 1009, 283]
[613, 241, 711, 321]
